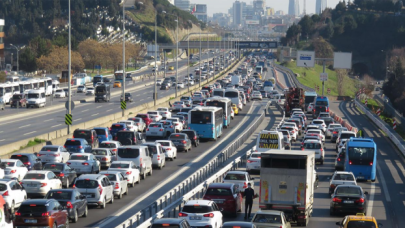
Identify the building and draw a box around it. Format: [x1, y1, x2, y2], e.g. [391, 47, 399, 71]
[316, 0, 327, 14]
[253, 0, 266, 15]
[288, 0, 300, 16]
[0, 19, 4, 69]
[233, 1, 243, 26]
[213, 13, 230, 27]
[275, 10, 284, 15]
[266, 7, 275, 16]
[194, 4, 208, 22]
[168, 0, 174, 5]
[174, 0, 190, 12]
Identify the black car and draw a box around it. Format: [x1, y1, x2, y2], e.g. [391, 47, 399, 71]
[120, 93, 133, 102]
[73, 129, 99, 149]
[102, 78, 111, 83]
[160, 83, 170, 90]
[42, 163, 77, 188]
[330, 185, 368, 216]
[45, 189, 88, 223]
[169, 133, 192, 152]
[180, 129, 200, 147]
[116, 130, 146, 145]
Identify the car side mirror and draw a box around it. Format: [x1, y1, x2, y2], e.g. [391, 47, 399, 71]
[112, 152, 116, 156]
[364, 191, 369, 195]
[58, 205, 63, 211]
[124, 177, 128, 180]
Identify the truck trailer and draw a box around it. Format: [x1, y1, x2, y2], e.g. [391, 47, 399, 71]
[284, 87, 305, 116]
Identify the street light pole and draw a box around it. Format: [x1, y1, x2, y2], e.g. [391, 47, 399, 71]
[187, 23, 190, 93]
[122, 0, 126, 117]
[199, 28, 201, 88]
[154, 9, 158, 106]
[9, 45, 19, 73]
[68, 0, 72, 134]
[207, 33, 209, 83]
[175, 17, 178, 97]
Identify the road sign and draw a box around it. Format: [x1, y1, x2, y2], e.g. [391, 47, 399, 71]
[333, 52, 352, 69]
[95, 65, 101, 70]
[65, 114, 72, 125]
[320, 73, 328, 81]
[121, 101, 126, 110]
[65, 101, 75, 111]
[297, 51, 315, 67]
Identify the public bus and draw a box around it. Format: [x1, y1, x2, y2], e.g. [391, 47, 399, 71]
[0, 82, 19, 104]
[5, 76, 19, 83]
[114, 70, 124, 84]
[224, 88, 243, 111]
[205, 97, 232, 128]
[344, 138, 377, 182]
[188, 106, 223, 140]
[93, 75, 104, 87]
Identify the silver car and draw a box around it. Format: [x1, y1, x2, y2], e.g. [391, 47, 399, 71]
[74, 174, 114, 208]
[128, 117, 146, 132]
[91, 148, 116, 168]
[252, 210, 291, 228]
[141, 142, 166, 169]
[99, 171, 128, 199]
[251, 91, 262, 100]
[77, 85, 87, 93]
[67, 153, 100, 175]
[38, 145, 71, 164]
[145, 123, 167, 139]
[160, 120, 175, 135]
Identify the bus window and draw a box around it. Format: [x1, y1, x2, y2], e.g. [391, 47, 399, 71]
[190, 111, 212, 124]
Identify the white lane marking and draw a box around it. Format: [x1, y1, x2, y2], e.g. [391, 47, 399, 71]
[366, 182, 376, 216]
[385, 159, 403, 184]
[97, 106, 102, 108]
[0, 139, 5, 142]
[81, 109, 89, 113]
[97, 101, 258, 227]
[51, 124, 62, 128]
[76, 118, 82, 121]
[43, 119, 54, 122]
[23, 131, 36, 135]
[91, 113, 99, 117]
[18, 124, 31, 128]
[377, 163, 391, 202]
[0, 131, 3, 133]
[106, 109, 113, 112]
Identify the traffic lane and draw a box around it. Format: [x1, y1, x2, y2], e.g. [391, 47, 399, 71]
[73, 100, 265, 228]
[335, 101, 405, 228]
[276, 69, 293, 88]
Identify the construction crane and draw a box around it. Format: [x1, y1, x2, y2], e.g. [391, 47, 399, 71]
[303, 0, 306, 15]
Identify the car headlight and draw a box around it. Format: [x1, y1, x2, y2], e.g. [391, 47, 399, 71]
[103, 95, 106, 97]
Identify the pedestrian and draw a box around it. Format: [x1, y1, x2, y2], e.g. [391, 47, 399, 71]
[244, 183, 255, 220]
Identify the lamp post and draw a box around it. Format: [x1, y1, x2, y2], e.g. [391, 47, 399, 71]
[199, 27, 201, 88]
[175, 17, 179, 97]
[9, 44, 19, 74]
[122, 0, 126, 117]
[207, 33, 209, 83]
[187, 20, 192, 93]
[154, 8, 160, 106]
[67, 0, 72, 134]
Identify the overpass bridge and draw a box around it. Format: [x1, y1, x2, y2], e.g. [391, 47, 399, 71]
[159, 41, 278, 50]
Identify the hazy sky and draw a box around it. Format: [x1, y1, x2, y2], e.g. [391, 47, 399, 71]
[191, 0, 342, 16]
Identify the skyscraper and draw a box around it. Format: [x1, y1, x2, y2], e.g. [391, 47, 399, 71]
[233, 1, 243, 26]
[288, 0, 300, 16]
[316, 0, 327, 14]
[174, 0, 190, 12]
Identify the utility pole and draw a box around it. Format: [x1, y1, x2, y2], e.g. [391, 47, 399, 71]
[207, 33, 209, 83]
[122, 0, 126, 117]
[199, 28, 201, 88]
[187, 24, 190, 93]
[175, 17, 178, 97]
[67, 0, 72, 134]
[154, 10, 158, 106]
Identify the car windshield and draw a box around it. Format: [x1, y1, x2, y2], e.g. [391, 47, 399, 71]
[1, 162, 14, 167]
[92, 150, 108, 155]
[43, 164, 64, 171]
[0, 184, 7, 191]
[40, 146, 59, 152]
[149, 124, 162, 128]
[100, 143, 117, 148]
[224, 173, 245, 180]
[19, 205, 47, 214]
[251, 153, 261, 158]
[117, 148, 139, 158]
[64, 140, 81, 146]
[182, 205, 212, 213]
[110, 163, 130, 168]
[206, 188, 232, 196]
[313, 121, 323, 124]
[103, 174, 117, 181]
[24, 173, 45, 180]
[158, 142, 170, 146]
[334, 174, 355, 181]
[316, 101, 328, 106]
[75, 179, 98, 188]
[46, 191, 72, 200]
[27, 94, 40, 99]
[10, 155, 29, 163]
[94, 129, 106, 135]
[347, 221, 377, 228]
[304, 143, 321, 149]
[70, 155, 89, 160]
[253, 214, 282, 223]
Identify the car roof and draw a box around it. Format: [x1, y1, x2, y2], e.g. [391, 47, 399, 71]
[27, 170, 49, 174]
[111, 161, 132, 164]
[304, 139, 322, 143]
[184, 200, 212, 206]
[226, 171, 248, 175]
[11, 153, 33, 156]
[21, 199, 56, 205]
[101, 141, 120, 144]
[99, 171, 121, 175]
[70, 153, 92, 156]
[208, 183, 234, 188]
[77, 174, 103, 180]
[2, 159, 20, 162]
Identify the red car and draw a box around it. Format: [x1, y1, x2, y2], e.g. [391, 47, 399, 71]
[202, 183, 242, 216]
[136, 113, 152, 126]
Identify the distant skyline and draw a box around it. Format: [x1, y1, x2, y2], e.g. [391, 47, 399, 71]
[190, 0, 342, 16]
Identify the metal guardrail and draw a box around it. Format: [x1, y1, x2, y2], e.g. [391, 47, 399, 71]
[355, 99, 405, 154]
[274, 63, 315, 92]
[374, 94, 405, 132]
[116, 102, 268, 228]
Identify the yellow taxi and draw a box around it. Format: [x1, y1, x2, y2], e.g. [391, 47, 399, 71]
[232, 104, 239, 115]
[113, 81, 122, 88]
[336, 213, 382, 228]
[169, 66, 175, 71]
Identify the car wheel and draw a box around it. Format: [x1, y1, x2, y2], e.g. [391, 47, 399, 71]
[109, 194, 114, 204]
[170, 156, 174, 161]
[10, 201, 14, 215]
[100, 198, 106, 209]
[137, 174, 141, 184]
[131, 177, 135, 187]
[91, 167, 94, 174]
[71, 209, 78, 223]
[141, 172, 146, 180]
[82, 205, 88, 217]
[118, 190, 123, 199]
[148, 167, 153, 176]
[159, 163, 163, 170]
[125, 186, 129, 195]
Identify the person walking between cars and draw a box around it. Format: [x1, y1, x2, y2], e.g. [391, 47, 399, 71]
[244, 183, 254, 220]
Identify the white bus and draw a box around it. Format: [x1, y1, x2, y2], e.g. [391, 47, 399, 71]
[205, 97, 232, 128]
[5, 76, 19, 83]
[0, 82, 19, 104]
[225, 88, 243, 111]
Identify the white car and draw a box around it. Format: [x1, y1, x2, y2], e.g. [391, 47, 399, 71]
[54, 89, 66, 98]
[179, 200, 223, 228]
[147, 111, 163, 122]
[307, 102, 314, 113]
[186, 79, 195, 85]
[223, 171, 255, 191]
[156, 140, 177, 161]
[119, 120, 138, 132]
[251, 91, 262, 100]
[99, 141, 122, 154]
[306, 129, 325, 142]
[172, 101, 186, 111]
[108, 161, 140, 187]
[157, 107, 172, 119]
[337, 139, 349, 154]
[311, 119, 327, 132]
[67, 153, 100, 175]
[166, 117, 183, 132]
[326, 123, 343, 139]
[99, 170, 129, 199]
[2, 159, 27, 181]
[77, 85, 87, 93]
[156, 79, 163, 86]
[246, 152, 261, 172]
[21, 170, 62, 197]
[280, 125, 297, 141]
[86, 87, 95, 95]
[329, 171, 357, 195]
[38, 145, 71, 164]
[0, 179, 27, 213]
[177, 82, 185, 89]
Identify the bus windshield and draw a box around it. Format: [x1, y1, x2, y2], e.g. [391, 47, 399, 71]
[115, 73, 123, 80]
[94, 77, 102, 83]
[190, 111, 212, 124]
[305, 96, 316, 104]
[206, 101, 226, 112]
[348, 147, 375, 165]
[213, 91, 224, 97]
[225, 91, 238, 98]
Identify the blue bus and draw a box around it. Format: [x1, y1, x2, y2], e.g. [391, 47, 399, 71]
[205, 97, 232, 128]
[263, 81, 273, 87]
[188, 107, 223, 140]
[93, 75, 103, 86]
[344, 138, 377, 182]
[114, 70, 124, 84]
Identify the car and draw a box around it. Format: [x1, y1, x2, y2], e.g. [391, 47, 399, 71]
[336, 131, 357, 151]
[335, 151, 346, 171]
[42, 163, 77, 188]
[142, 142, 166, 169]
[99, 140, 121, 155]
[181, 129, 200, 147]
[279, 130, 292, 149]
[92, 148, 115, 168]
[179, 200, 223, 228]
[64, 138, 92, 153]
[155, 140, 177, 161]
[320, 116, 335, 127]
[326, 124, 343, 139]
[306, 129, 325, 142]
[14, 199, 69, 228]
[0, 98, 4, 111]
[280, 125, 297, 142]
[66, 153, 100, 175]
[306, 124, 320, 133]
[10, 153, 42, 171]
[54, 89, 66, 98]
[232, 104, 239, 115]
[136, 113, 153, 126]
[169, 66, 175, 71]
[202, 183, 242, 216]
[108, 161, 140, 187]
[311, 119, 327, 132]
[307, 102, 314, 113]
[1, 159, 28, 181]
[113, 81, 122, 88]
[332, 127, 348, 143]
[286, 118, 303, 135]
[128, 117, 147, 132]
[45, 189, 88, 223]
[223, 171, 255, 191]
[21, 170, 62, 197]
[252, 210, 291, 228]
[177, 82, 185, 88]
[157, 107, 172, 119]
[77, 85, 87, 93]
[10, 93, 27, 108]
[302, 139, 325, 165]
[160, 119, 176, 135]
[118, 120, 138, 132]
[120, 92, 133, 102]
[156, 79, 163, 86]
[73, 129, 99, 149]
[169, 133, 192, 152]
[318, 112, 331, 118]
[0, 179, 27, 214]
[38, 145, 71, 164]
[73, 174, 114, 209]
[146, 122, 168, 139]
[172, 101, 186, 111]
[259, 90, 268, 99]
[337, 139, 349, 154]
[147, 111, 163, 122]
[93, 127, 113, 145]
[109, 123, 128, 137]
[160, 83, 170, 90]
[167, 117, 183, 132]
[151, 218, 191, 228]
[329, 171, 357, 195]
[246, 152, 262, 173]
[251, 91, 262, 100]
[86, 87, 95, 95]
[336, 213, 382, 228]
[99, 171, 129, 199]
[330, 185, 368, 215]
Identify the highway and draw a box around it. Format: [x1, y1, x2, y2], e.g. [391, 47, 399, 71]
[0, 52, 228, 146]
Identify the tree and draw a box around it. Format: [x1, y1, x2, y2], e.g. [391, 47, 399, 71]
[29, 36, 53, 58]
[343, 15, 357, 32]
[77, 39, 102, 72]
[298, 15, 314, 38]
[336, 69, 348, 96]
[321, 21, 334, 39]
[19, 47, 37, 72]
[36, 46, 84, 73]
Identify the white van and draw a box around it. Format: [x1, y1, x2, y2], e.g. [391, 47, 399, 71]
[26, 90, 46, 108]
[225, 88, 243, 111]
[213, 89, 225, 97]
[255, 130, 285, 152]
[117, 145, 153, 179]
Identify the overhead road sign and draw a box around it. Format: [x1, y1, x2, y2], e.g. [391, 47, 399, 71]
[297, 51, 315, 67]
[334, 52, 352, 69]
[237, 41, 278, 49]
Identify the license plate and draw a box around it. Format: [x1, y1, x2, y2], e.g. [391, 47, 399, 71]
[344, 200, 354, 204]
[189, 216, 201, 220]
[214, 200, 223, 203]
[85, 194, 93, 198]
[25, 219, 37, 223]
[357, 176, 364, 180]
[27, 184, 36, 187]
[96, 158, 101, 160]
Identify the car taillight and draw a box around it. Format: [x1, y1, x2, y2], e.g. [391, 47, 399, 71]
[102, 157, 108, 161]
[355, 198, 365, 203]
[24, 162, 31, 166]
[59, 173, 65, 177]
[82, 163, 89, 166]
[320, 148, 323, 152]
[179, 212, 188, 217]
[40, 183, 47, 187]
[98, 184, 103, 195]
[42, 212, 50, 217]
[79, 146, 83, 149]
[247, 160, 253, 163]
[10, 170, 16, 174]
[126, 171, 132, 175]
[159, 129, 164, 131]
[333, 131, 337, 134]
[182, 140, 187, 144]
[66, 201, 73, 209]
[332, 197, 342, 203]
[2, 191, 8, 196]
[51, 154, 60, 157]
[337, 158, 341, 162]
[203, 213, 214, 218]
[370, 162, 373, 166]
[193, 136, 197, 140]
[15, 212, 21, 216]
[67, 162, 71, 165]
[114, 183, 120, 189]
[146, 128, 149, 131]
[349, 160, 352, 165]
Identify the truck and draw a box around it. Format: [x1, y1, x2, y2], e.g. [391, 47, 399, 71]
[284, 87, 305, 117]
[231, 75, 242, 86]
[95, 84, 111, 102]
[259, 150, 316, 226]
